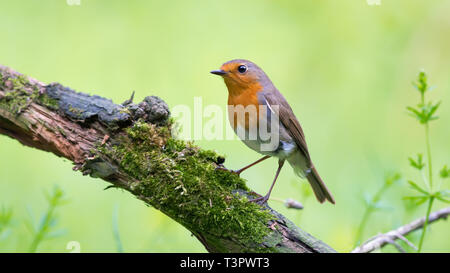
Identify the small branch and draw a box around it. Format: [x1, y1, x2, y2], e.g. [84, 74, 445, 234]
[352, 206, 450, 253]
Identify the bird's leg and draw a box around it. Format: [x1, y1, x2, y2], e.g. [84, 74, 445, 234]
[234, 155, 271, 175]
[249, 159, 285, 204]
[215, 155, 270, 177]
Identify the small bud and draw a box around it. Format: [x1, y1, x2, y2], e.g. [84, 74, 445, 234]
[285, 198, 304, 210]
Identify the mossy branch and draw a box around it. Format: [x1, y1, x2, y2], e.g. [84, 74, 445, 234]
[0, 65, 335, 253]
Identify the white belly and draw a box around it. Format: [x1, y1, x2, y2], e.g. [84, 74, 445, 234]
[237, 125, 298, 159]
[229, 105, 298, 159]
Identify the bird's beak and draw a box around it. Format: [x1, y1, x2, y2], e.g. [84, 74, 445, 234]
[210, 69, 227, 76]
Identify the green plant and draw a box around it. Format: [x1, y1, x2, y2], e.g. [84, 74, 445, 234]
[112, 205, 124, 253]
[354, 172, 401, 246]
[0, 206, 13, 242]
[26, 186, 68, 252]
[404, 71, 449, 252]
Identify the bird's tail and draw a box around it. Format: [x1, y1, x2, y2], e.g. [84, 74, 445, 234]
[305, 165, 335, 204]
[289, 154, 335, 204]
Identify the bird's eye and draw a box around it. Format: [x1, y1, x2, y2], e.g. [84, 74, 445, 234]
[237, 65, 247, 73]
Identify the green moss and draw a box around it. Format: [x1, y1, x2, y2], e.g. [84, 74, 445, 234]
[0, 73, 4, 88]
[8, 75, 29, 91]
[0, 72, 60, 114]
[0, 75, 36, 114]
[67, 105, 84, 118]
[96, 121, 274, 250]
[37, 93, 59, 110]
[1, 90, 29, 114]
[119, 108, 131, 115]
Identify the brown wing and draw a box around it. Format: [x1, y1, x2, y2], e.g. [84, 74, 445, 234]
[260, 90, 312, 164]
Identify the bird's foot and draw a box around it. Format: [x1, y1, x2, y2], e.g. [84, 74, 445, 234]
[248, 191, 263, 198]
[249, 194, 269, 204]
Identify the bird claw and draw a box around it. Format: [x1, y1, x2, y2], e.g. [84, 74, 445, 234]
[248, 191, 263, 198]
[249, 195, 269, 204]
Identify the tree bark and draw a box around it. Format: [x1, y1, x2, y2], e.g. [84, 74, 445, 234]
[0, 65, 336, 253]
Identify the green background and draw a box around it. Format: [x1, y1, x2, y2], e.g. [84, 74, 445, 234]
[0, 0, 449, 252]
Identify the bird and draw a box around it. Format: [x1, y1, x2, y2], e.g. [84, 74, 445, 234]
[211, 59, 335, 204]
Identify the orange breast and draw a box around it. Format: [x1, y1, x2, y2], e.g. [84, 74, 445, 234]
[227, 84, 262, 131]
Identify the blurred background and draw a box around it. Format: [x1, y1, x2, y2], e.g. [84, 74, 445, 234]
[0, 0, 449, 252]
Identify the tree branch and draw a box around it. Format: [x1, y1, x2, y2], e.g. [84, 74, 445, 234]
[0, 64, 336, 253]
[352, 206, 450, 253]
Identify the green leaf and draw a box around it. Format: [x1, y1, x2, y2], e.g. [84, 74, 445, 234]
[0, 206, 13, 237]
[429, 190, 450, 203]
[0, 207, 13, 227]
[28, 186, 68, 252]
[435, 196, 450, 204]
[403, 195, 429, 206]
[440, 165, 449, 179]
[406, 106, 422, 121]
[407, 180, 430, 195]
[407, 101, 441, 124]
[408, 154, 425, 170]
[385, 172, 402, 185]
[428, 101, 441, 118]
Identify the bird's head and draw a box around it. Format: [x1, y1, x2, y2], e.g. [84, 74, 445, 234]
[211, 59, 272, 96]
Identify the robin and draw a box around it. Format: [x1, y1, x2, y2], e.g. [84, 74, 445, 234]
[211, 59, 335, 204]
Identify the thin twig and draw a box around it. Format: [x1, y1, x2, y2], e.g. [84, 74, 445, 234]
[394, 231, 418, 251]
[352, 206, 450, 253]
